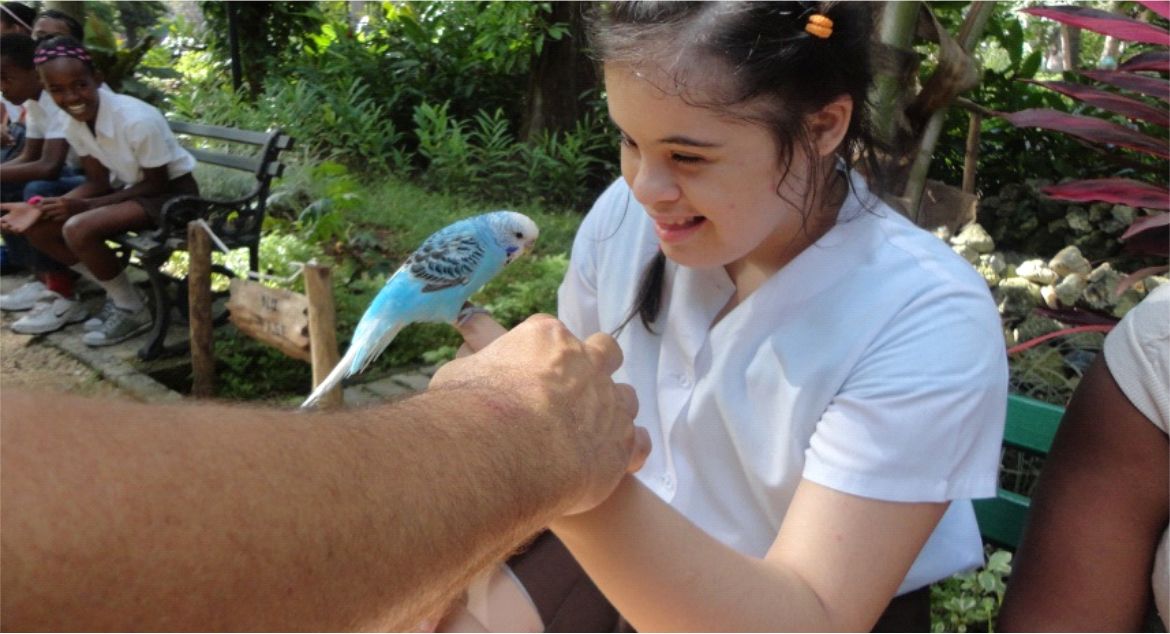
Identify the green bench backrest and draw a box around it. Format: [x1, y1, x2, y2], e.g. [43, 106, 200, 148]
[973, 394, 1066, 549]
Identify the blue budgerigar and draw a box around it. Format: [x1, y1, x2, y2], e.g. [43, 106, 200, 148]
[302, 210, 539, 408]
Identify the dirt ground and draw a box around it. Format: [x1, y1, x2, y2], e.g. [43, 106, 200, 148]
[0, 319, 126, 398]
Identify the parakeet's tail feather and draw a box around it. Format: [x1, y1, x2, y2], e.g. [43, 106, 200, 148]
[300, 322, 406, 409]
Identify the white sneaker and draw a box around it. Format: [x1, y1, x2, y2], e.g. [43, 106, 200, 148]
[0, 280, 49, 312]
[82, 303, 152, 347]
[83, 298, 117, 332]
[10, 293, 89, 334]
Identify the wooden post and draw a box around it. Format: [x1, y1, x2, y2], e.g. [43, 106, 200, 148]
[963, 111, 982, 195]
[188, 221, 215, 397]
[303, 262, 342, 408]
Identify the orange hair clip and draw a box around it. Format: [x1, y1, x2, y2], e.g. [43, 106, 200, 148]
[805, 13, 833, 39]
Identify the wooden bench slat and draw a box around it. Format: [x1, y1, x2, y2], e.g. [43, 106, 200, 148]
[974, 393, 1066, 549]
[168, 120, 274, 146]
[185, 146, 264, 174]
[974, 488, 1032, 549]
[1003, 394, 1064, 454]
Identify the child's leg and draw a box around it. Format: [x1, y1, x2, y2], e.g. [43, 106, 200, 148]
[62, 201, 153, 281]
[61, 201, 153, 310]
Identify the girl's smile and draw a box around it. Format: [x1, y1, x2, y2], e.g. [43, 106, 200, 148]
[37, 56, 100, 124]
[605, 61, 845, 295]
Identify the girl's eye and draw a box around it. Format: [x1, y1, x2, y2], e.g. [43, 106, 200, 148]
[671, 153, 703, 164]
[619, 133, 637, 149]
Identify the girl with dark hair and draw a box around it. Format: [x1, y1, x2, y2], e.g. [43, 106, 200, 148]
[452, 2, 1008, 631]
[0, 37, 199, 346]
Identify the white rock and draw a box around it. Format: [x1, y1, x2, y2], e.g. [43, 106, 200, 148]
[952, 223, 995, 254]
[1054, 273, 1087, 307]
[952, 243, 979, 264]
[1048, 245, 1092, 277]
[1016, 259, 1059, 285]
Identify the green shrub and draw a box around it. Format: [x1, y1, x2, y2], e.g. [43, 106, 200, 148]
[931, 549, 1013, 633]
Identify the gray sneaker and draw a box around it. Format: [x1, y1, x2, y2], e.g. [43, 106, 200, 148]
[10, 293, 89, 334]
[0, 280, 49, 312]
[83, 298, 117, 332]
[82, 304, 152, 347]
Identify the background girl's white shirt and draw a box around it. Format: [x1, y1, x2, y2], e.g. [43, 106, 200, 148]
[60, 86, 195, 188]
[559, 172, 1008, 594]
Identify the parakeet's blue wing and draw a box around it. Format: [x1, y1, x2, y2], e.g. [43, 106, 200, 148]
[301, 210, 539, 409]
[407, 232, 486, 293]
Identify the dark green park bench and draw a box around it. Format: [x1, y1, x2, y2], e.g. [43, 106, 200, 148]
[112, 121, 293, 361]
[973, 393, 1066, 549]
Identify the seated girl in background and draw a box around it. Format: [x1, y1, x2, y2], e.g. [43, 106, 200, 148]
[0, 36, 198, 346]
[453, 2, 1008, 631]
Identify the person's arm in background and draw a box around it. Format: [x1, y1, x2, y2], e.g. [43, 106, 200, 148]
[1, 315, 648, 632]
[0, 136, 66, 179]
[997, 356, 1169, 631]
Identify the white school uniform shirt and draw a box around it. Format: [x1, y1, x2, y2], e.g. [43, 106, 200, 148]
[1103, 283, 1170, 625]
[558, 173, 1008, 594]
[23, 90, 83, 170]
[22, 90, 67, 140]
[62, 87, 195, 188]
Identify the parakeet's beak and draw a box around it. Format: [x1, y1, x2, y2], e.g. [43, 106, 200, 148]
[506, 240, 536, 264]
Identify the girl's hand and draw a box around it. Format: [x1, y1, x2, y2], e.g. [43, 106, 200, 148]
[38, 197, 86, 222]
[0, 203, 44, 234]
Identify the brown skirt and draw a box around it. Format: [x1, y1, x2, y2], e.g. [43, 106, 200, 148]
[135, 172, 200, 224]
[507, 531, 931, 632]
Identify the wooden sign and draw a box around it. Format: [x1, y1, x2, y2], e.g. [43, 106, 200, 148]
[226, 279, 312, 362]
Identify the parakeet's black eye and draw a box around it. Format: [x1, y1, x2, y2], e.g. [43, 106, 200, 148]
[514, 232, 523, 239]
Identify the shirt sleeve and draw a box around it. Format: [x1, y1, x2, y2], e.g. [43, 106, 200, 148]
[802, 286, 1008, 502]
[124, 111, 181, 170]
[1104, 284, 1170, 433]
[558, 179, 628, 339]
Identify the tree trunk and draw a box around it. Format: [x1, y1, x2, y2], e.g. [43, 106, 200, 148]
[42, 1, 85, 26]
[518, 2, 598, 141]
[1061, 25, 1082, 71]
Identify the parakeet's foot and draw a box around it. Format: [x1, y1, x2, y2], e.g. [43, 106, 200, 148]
[455, 302, 491, 327]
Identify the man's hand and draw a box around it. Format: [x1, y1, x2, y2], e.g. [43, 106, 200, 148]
[0, 203, 43, 234]
[434, 314, 650, 516]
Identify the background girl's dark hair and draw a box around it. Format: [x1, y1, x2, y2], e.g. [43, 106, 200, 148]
[34, 35, 94, 72]
[0, 32, 36, 69]
[591, 1, 883, 333]
[0, 2, 36, 32]
[35, 9, 84, 41]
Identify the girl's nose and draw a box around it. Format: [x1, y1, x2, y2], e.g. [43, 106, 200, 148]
[627, 157, 680, 207]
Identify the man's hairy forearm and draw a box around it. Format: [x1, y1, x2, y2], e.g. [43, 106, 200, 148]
[1, 388, 569, 631]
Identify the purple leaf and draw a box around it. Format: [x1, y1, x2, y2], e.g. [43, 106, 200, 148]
[1118, 50, 1170, 73]
[1000, 109, 1170, 158]
[1023, 5, 1170, 44]
[1040, 178, 1170, 209]
[1139, 1, 1170, 20]
[1081, 70, 1170, 102]
[1120, 211, 1170, 240]
[1022, 79, 1169, 127]
[1035, 306, 1121, 326]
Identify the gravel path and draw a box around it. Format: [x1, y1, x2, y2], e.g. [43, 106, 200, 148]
[0, 312, 127, 398]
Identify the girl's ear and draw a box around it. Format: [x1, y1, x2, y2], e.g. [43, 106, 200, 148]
[806, 95, 853, 158]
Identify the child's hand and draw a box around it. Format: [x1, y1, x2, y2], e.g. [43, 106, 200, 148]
[38, 197, 85, 222]
[0, 203, 44, 234]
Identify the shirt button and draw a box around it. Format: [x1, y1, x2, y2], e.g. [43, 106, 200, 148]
[662, 474, 674, 489]
[678, 373, 691, 387]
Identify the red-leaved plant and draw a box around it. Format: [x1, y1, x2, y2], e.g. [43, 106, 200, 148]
[999, 1, 1168, 342]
